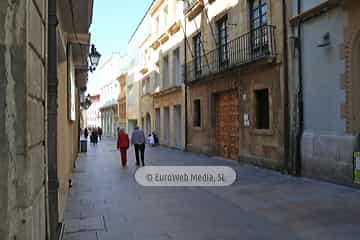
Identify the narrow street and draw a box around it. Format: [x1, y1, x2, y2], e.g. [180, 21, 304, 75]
[63, 138, 360, 240]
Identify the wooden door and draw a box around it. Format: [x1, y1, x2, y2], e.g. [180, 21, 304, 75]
[215, 91, 239, 160]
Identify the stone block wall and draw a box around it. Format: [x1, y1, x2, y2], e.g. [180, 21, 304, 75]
[153, 88, 185, 149]
[0, 0, 48, 239]
[187, 63, 284, 168]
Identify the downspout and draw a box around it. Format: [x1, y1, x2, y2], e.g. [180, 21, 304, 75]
[47, 0, 61, 239]
[184, 15, 188, 151]
[282, 0, 290, 173]
[295, 0, 303, 176]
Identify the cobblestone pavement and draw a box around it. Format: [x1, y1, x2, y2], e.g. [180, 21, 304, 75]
[63, 138, 360, 240]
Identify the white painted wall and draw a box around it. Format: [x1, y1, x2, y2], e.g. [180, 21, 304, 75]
[301, 9, 346, 135]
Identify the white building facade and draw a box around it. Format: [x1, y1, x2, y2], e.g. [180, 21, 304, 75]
[86, 95, 101, 128]
[288, 0, 360, 186]
[98, 53, 129, 136]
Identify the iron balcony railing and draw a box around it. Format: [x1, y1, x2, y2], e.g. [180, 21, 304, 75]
[183, 25, 277, 83]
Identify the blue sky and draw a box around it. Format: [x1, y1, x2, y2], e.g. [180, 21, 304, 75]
[87, 0, 153, 94]
[90, 0, 153, 62]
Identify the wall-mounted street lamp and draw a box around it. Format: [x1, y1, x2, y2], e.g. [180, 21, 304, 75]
[81, 94, 92, 110]
[89, 44, 102, 72]
[70, 43, 102, 73]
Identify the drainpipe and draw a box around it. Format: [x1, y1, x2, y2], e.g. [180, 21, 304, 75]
[282, 0, 290, 173]
[295, 0, 303, 176]
[47, 0, 60, 239]
[184, 13, 188, 152]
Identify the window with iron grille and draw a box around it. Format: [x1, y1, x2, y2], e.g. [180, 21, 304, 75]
[217, 15, 228, 65]
[250, 0, 268, 56]
[254, 88, 270, 129]
[193, 33, 202, 77]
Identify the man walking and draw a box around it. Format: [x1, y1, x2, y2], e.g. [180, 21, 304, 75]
[131, 126, 146, 166]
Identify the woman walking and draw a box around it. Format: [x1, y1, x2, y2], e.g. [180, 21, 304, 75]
[117, 128, 129, 167]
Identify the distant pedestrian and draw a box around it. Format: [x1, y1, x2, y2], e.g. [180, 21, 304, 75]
[90, 128, 98, 145]
[131, 126, 146, 166]
[84, 128, 89, 139]
[98, 127, 102, 141]
[147, 133, 155, 147]
[117, 128, 129, 167]
[152, 132, 159, 146]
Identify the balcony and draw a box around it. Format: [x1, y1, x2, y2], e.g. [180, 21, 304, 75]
[184, 0, 204, 21]
[183, 25, 277, 84]
[140, 66, 149, 75]
[168, 21, 181, 36]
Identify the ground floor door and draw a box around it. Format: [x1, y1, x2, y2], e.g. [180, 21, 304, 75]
[164, 107, 170, 145]
[215, 91, 240, 160]
[174, 105, 182, 148]
[156, 108, 161, 139]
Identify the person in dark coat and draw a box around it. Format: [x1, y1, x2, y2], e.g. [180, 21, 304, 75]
[84, 128, 89, 139]
[131, 126, 146, 166]
[117, 128, 130, 167]
[90, 128, 98, 145]
[98, 127, 103, 141]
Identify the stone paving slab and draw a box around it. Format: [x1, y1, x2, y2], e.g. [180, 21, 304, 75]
[64, 216, 105, 234]
[63, 232, 98, 240]
[62, 138, 360, 240]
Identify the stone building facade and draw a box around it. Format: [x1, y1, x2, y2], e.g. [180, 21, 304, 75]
[117, 73, 128, 130]
[57, 1, 94, 228]
[98, 54, 128, 136]
[86, 95, 101, 128]
[0, 1, 48, 239]
[288, 0, 360, 186]
[0, 0, 94, 239]
[183, 0, 287, 169]
[137, 0, 186, 149]
[128, 12, 150, 136]
[139, 34, 154, 136]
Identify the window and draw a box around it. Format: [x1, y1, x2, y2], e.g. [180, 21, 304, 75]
[155, 16, 160, 36]
[142, 79, 146, 95]
[163, 6, 168, 31]
[173, 48, 181, 86]
[250, 0, 268, 56]
[156, 108, 161, 135]
[193, 33, 202, 77]
[217, 16, 228, 65]
[193, 99, 201, 127]
[142, 77, 150, 95]
[145, 77, 150, 93]
[154, 62, 160, 91]
[163, 55, 169, 89]
[254, 89, 270, 129]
